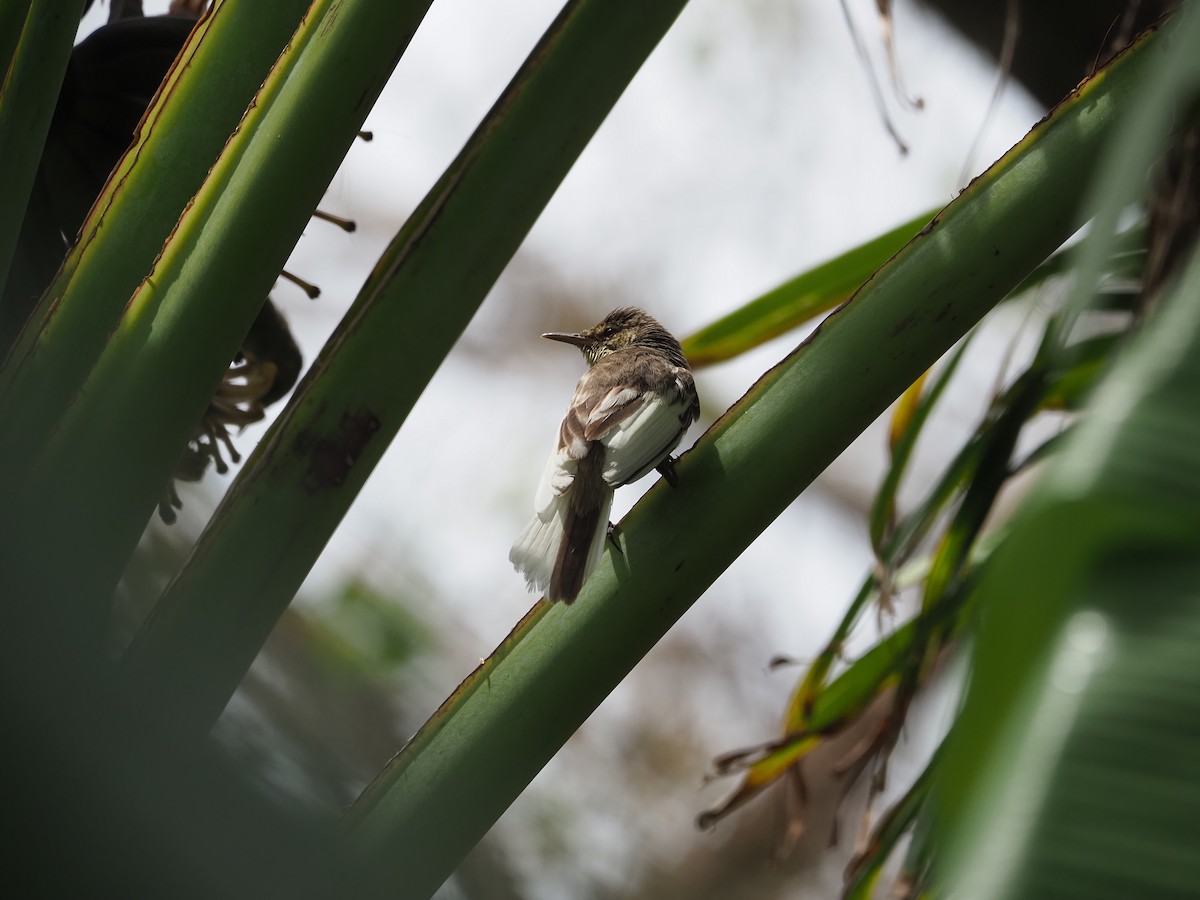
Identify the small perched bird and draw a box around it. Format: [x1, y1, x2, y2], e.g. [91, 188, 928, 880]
[510, 307, 700, 603]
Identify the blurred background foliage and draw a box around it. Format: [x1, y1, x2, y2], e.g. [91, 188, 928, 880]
[1, 0, 1197, 898]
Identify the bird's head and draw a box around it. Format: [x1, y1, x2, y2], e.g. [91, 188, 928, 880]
[542, 307, 679, 366]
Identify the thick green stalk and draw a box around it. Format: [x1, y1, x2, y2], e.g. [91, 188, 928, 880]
[338, 26, 1171, 900]
[0, 0, 311, 467]
[0, 0, 84, 296]
[1, 0, 431, 628]
[122, 0, 693, 735]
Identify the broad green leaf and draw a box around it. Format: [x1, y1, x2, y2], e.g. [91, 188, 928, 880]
[951, 550, 1200, 899]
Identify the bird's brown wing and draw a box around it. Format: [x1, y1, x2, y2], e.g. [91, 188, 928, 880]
[557, 351, 697, 487]
[558, 367, 647, 459]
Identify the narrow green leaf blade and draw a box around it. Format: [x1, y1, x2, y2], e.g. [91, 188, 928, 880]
[681, 209, 936, 367]
[0, 0, 85, 295]
[869, 331, 975, 553]
[844, 743, 939, 899]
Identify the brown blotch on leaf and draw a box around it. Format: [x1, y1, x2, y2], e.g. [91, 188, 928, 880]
[890, 312, 918, 336]
[299, 409, 382, 491]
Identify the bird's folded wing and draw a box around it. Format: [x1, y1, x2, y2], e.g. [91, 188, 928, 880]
[546, 361, 694, 500]
[532, 377, 639, 515]
[601, 391, 690, 486]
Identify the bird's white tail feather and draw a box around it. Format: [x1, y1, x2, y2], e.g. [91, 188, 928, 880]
[509, 489, 613, 597]
[509, 495, 567, 594]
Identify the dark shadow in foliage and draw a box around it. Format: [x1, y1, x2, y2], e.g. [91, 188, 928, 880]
[0, 10, 335, 898]
[0, 10, 304, 523]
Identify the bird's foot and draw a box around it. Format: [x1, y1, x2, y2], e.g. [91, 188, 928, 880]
[606, 521, 624, 556]
[656, 455, 679, 487]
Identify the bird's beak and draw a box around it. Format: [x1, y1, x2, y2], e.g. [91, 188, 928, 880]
[541, 331, 588, 348]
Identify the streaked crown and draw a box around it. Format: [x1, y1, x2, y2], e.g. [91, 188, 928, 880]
[544, 307, 689, 368]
